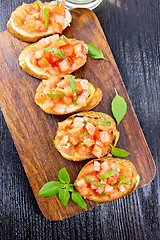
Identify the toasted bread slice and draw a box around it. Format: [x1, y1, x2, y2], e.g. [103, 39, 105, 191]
[19, 35, 88, 79]
[7, 3, 72, 42]
[54, 111, 119, 161]
[35, 76, 102, 115]
[74, 157, 140, 202]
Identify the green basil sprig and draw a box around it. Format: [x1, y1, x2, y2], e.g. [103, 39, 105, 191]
[99, 113, 105, 119]
[38, 167, 87, 209]
[77, 131, 88, 139]
[111, 88, 127, 124]
[110, 144, 130, 158]
[86, 44, 108, 61]
[95, 120, 111, 126]
[125, 180, 133, 185]
[49, 0, 59, 5]
[44, 47, 65, 59]
[47, 93, 65, 98]
[99, 169, 118, 180]
[79, 141, 92, 146]
[69, 76, 77, 105]
[82, 177, 105, 187]
[111, 174, 125, 188]
[99, 192, 106, 197]
[44, 7, 49, 30]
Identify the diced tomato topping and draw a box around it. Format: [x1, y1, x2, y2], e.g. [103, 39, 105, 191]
[12, 1, 67, 34]
[99, 131, 112, 143]
[94, 161, 100, 171]
[61, 142, 73, 154]
[76, 95, 87, 107]
[75, 160, 133, 201]
[60, 135, 69, 145]
[73, 117, 84, 128]
[52, 103, 66, 114]
[92, 145, 103, 158]
[59, 59, 70, 72]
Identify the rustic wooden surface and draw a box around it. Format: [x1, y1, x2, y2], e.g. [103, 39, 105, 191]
[0, 8, 155, 220]
[0, 0, 159, 238]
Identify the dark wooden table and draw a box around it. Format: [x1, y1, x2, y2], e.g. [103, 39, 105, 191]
[0, 0, 159, 239]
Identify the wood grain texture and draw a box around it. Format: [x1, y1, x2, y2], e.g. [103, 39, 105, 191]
[0, 8, 156, 221]
[0, 0, 159, 239]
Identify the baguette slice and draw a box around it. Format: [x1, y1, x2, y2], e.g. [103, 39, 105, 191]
[74, 157, 140, 202]
[35, 75, 102, 114]
[19, 34, 88, 79]
[54, 111, 119, 161]
[7, 1, 72, 42]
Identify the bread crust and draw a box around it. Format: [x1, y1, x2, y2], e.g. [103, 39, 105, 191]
[35, 81, 102, 114]
[7, 9, 72, 42]
[54, 111, 120, 161]
[74, 157, 140, 202]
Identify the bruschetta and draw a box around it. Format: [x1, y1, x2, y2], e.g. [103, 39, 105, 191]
[7, 0, 72, 42]
[35, 75, 102, 114]
[19, 34, 88, 79]
[54, 111, 119, 161]
[74, 157, 140, 202]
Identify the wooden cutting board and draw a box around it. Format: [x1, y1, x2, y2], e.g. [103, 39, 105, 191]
[0, 8, 156, 221]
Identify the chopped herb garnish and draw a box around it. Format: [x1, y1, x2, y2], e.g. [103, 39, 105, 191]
[125, 180, 133, 185]
[77, 131, 88, 139]
[44, 7, 49, 30]
[69, 76, 77, 105]
[70, 116, 75, 119]
[86, 151, 91, 155]
[47, 94, 65, 98]
[99, 113, 105, 119]
[84, 121, 88, 124]
[59, 36, 66, 40]
[33, 1, 42, 10]
[44, 47, 65, 59]
[99, 192, 106, 197]
[49, 0, 59, 5]
[79, 141, 92, 146]
[52, 88, 66, 93]
[99, 169, 118, 180]
[44, 47, 54, 53]
[78, 90, 82, 95]
[95, 120, 111, 126]
[111, 174, 125, 188]
[82, 177, 105, 187]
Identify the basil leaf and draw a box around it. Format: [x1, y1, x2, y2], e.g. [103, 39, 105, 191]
[95, 120, 111, 126]
[99, 113, 105, 119]
[86, 43, 108, 61]
[38, 181, 64, 197]
[69, 76, 77, 105]
[54, 48, 65, 59]
[47, 93, 65, 98]
[59, 36, 66, 40]
[58, 167, 70, 184]
[59, 188, 70, 206]
[99, 192, 106, 197]
[111, 88, 127, 124]
[44, 47, 65, 59]
[44, 47, 54, 53]
[49, 0, 59, 5]
[52, 88, 66, 93]
[110, 144, 130, 158]
[33, 1, 42, 10]
[99, 169, 118, 180]
[82, 177, 105, 187]
[44, 7, 49, 30]
[79, 141, 92, 146]
[111, 174, 125, 188]
[71, 190, 87, 210]
[125, 180, 133, 185]
[77, 131, 88, 139]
